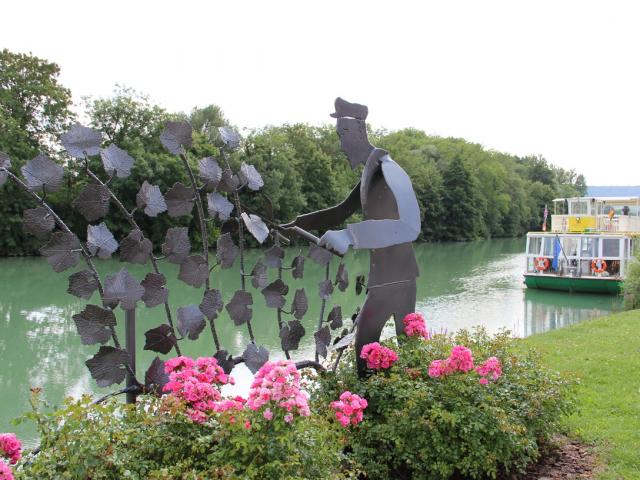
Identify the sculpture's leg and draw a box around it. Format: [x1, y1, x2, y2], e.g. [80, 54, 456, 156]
[354, 281, 416, 376]
[391, 280, 417, 335]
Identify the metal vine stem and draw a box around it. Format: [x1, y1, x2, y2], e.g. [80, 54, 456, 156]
[315, 260, 331, 363]
[85, 167, 182, 356]
[3, 169, 138, 380]
[178, 150, 222, 352]
[220, 148, 256, 344]
[276, 237, 291, 360]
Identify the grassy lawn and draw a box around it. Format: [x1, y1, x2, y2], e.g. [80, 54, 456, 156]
[521, 309, 640, 480]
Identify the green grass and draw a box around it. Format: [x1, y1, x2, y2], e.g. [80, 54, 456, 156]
[521, 309, 640, 480]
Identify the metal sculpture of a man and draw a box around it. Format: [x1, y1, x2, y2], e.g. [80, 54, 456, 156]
[284, 98, 421, 375]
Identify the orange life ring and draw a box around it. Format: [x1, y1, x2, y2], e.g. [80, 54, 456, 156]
[534, 257, 550, 271]
[591, 258, 607, 273]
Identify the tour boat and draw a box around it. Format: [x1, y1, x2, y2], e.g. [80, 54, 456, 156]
[524, 196, 640, 294]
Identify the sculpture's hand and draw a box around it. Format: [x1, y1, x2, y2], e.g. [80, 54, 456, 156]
[319, 229, 353, 256]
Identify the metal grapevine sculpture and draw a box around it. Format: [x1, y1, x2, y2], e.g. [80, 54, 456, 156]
[0, 116, 355, 402]
[282, 97, 421, 375]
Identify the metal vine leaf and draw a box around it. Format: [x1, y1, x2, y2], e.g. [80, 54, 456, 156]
[308, 243, 332, 266]
[331, 332, 355, 351]
[318, 279, 334, 300]
[40, 231, 81, 273]
[0, 151, 10, 186]
[207, 192, 234, 220]
[218, 169, 240, 193]
[178, 255, 209, 288]
[214, 350, 235, 375]
[280, 320, 305, 351]
[355, 274, 366, 295]
[264, 245, 285, 269]
[160, 121, 193, 154]
[72, 304, 117, 345]
[120, 229, 152, 264]
[198, 157, 222, 188]
[226, 290, 253, 326]
[145, 357, 169, 393]
[101, 144, 134, 178]
[85, 346, 130, 388]
[220, 219, 239, 235]
[314, 325, 331, 359]
[136, 181, 167, 217]
[328, 305, 343, 330]
[162, 227, 191, 264]
[61, 124, 102, 158]
[144, 324, 178, 354]
[200, 289, 224, 321]
[23, 206, 54, 239]
[103, 267, 145, 310]
[335, 263, 349, 292]
[73, 183, 110, 222]
[218, 126, 241, 149]
[216, 233, 239, 269]
[141, 273, 169, 308]
[261, 279, 289, 309]
[67, 270, 99, 300]
[243, 343, 269, 374]
[250, 261, 268, 289]
[239, 162, 264, 191]
[86, 222, 118, 259]
[291, 288, 308, 320]
[241, 212, 269, 244]
[21, 154, 64, 193]
[177, 304, 206, 340]
[291, 255, 305, 279]
[165, 182, 195, 218]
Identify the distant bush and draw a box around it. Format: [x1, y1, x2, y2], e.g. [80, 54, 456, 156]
[623, 251, 640, 310]
[313, 328, 576, 480]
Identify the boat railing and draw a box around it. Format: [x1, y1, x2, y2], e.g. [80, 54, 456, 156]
[551, 214, 640, 233]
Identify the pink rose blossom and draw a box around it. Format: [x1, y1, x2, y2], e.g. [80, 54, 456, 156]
[0, 460, 14, 480]
[448, 345, 474, 373]
[244, 420, 252, 429]
[263, 408, 273, 420]
[330, 391, 368, 427]
[284, 413, 294, 423]
[0, 434, 20, 465]
[402, 312, 429, 339]
[428, 359, 449, 378]
[360, 342, 398, 370]
[476, 356, 502, 384]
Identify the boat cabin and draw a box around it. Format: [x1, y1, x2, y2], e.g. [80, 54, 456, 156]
[550, 196, 640, 233]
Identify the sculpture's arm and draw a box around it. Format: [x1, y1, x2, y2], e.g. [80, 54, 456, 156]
[283, 181, 361, 231]
[345, 157, 421, 249]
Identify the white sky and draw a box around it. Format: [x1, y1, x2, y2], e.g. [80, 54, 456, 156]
[3, 0, 640, 185]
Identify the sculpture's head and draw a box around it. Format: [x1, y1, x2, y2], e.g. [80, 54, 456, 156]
[331, 98, 373, 169]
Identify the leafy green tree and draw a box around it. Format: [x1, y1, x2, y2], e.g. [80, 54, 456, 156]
[0, 49, 74, 255]
[441, 157, 483, 241]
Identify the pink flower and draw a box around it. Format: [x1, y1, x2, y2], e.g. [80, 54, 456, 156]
[360, 343, 398, 370]
[476, 357, 502, 384]
[263, 408, 273, 420]
[448, 345, 474, 373]
[403, 312, 429, 338]
[0, 460, 14, 480]
[427, 359, 449, 378]
[0, 434, 21, 465]
[284, 414, 294, 423]
[244, 420, 252, 429]
[330, 391, 368, 428]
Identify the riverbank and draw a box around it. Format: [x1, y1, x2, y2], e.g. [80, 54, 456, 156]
[521, 309, 640, 479]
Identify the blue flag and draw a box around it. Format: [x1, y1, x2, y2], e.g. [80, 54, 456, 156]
[552, 237, 561, 271]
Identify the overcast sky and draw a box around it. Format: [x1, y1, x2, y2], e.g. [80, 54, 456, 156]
[3, 0, 639, 185]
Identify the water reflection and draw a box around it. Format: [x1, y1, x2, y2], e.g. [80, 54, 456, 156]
[0, 238, 623, 444]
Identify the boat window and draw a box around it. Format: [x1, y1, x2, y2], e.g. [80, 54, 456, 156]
[571, 200, 588, 215]
[562, 237, 579, 257]
[602, 238, 620, 258]
[581, 237, 597, 257]
[543, 237, 555, 256]
[528, 237, 542, 255]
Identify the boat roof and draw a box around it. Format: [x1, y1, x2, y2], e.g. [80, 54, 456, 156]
[552, 196, 640, 203]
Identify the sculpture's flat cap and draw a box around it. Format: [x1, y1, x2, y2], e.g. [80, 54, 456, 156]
[330, 97, 368, 120]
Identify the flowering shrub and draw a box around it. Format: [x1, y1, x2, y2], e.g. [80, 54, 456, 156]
[246, 360, 310, 420]
[330, 391, 368, 427]
[315, 328, 576, 480]
[402, 312, 429, 338]
[0, 434, 20, 480]
[0, 460, 14, 480]
[162, 355, 234, 423]
[360, 342, 398, 370]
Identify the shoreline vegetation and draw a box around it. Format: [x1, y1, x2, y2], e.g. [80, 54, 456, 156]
[1, 48, 586, 256]
[521, 309, 640, 479]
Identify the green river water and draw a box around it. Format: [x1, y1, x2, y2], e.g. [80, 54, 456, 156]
[0, 238, 622, 444]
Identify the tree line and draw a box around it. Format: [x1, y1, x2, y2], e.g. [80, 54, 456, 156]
[0, 49, 586, 256]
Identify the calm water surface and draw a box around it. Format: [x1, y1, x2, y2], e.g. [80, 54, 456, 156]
[0, 238, 621, 443]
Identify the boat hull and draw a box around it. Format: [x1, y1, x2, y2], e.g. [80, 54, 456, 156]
[524, 274, 622, 294]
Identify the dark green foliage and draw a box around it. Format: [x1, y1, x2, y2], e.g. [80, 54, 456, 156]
[314, 329, 576, 480]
